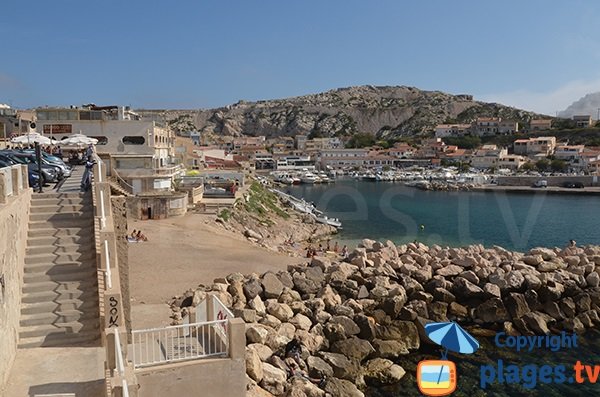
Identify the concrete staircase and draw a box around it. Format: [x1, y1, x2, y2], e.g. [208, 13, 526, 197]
[108, 178, 133, 197]
[19, 192, 101, 348]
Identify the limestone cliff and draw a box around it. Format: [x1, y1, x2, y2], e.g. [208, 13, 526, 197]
[140, 85, 547, 139]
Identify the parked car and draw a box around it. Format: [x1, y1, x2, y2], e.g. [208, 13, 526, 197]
[0, 151, 59, 183]
[0, 157, 41, 188]
[532, 180, 547, 188]
[22, 149, 72, 178]
[5, 151, 65, 180]
[563, 181, 584, 189]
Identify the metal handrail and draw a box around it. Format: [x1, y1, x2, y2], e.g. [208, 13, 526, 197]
[112, 169, 134, 193]
[104, 240, 112, 290]
[131, 319, 229, 369]
[114, 327, 125, 376]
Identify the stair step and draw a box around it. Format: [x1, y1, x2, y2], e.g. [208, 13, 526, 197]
[28, 220, 94, 231]
[25, 251, 95, 265]
[29, 210, 94, 222]
[18, 329, 100, 348]
[31, 197, 92, 206]
[30, 204, 92, 214]
[27, 234, 94, 246]
[22, 278, 97, 294]
[26, 241, 94, 256]
[28, 227, 94, 238]
[20, 308, 99, 327]
[21, 287, 95, 303]
[23, 267, 97, 284]
[21, 297, 98, 314]
[24, 260, 96, 275]
[18, 320, 100, 340]
[33, 192, 88, 199]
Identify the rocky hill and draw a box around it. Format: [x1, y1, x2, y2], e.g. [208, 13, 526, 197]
[148, 86, 548, 140]
[559, 92, 600, 119]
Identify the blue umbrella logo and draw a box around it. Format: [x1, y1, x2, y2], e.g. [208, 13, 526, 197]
[416, 322, 480, 396]
[425, 321, 480, 357]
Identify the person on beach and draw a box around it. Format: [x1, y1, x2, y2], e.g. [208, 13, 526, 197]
[306, 246, 313, 258]
[569, 239, 577, 248]
[333, 241, 339, 253]
[326, 241, 331, 252]
[135, 230, 148, 242]
[341, 245, 348, 259]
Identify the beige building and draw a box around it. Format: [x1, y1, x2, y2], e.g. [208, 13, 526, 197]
[471, 145, 506, 169]
[434, 123, 472, 138]
[36, 105, 182, 194]
[530, 119, 552, 131]
[474, 117, 518, 136]
[513, 136, 556, 156]
[318, 148, 368, 169]
[573, 115, 592, 128]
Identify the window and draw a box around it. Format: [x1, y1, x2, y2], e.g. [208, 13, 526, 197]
[122, 136, 145, 145]
[90, 136, 108, 145]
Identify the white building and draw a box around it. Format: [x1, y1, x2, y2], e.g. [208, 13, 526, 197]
[318, 148, 369, 169]
[36, 105, 182, 194]
[434, 124, 472, 138]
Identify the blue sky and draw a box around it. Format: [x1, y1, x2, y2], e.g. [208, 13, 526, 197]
[2, 0, 600, 114]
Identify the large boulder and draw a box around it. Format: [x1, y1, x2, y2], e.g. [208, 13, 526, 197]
[371, 339, 410, 358]
[522, 311, 553, 334]
[260, 362, 288, 395]
[376, 321, 420, 350]
[505, 293, 530, 319]
[323, 378, 365, 397]
[247, 324, 270, 344]
[284, 377, 325, 397]
[266, 301, 294, 322]
[290, 313, 313, 331]
[318, 352, 360, 380]
[244, 279, 264, 300]
[362, 358, 406, 385]
[452, 277, 484, 299]
[307, 356, 334, 378]
[475, 298, 510, 323]
[248, 343, 274, 362]
[331, 337, 375, 361]
[246, 348, 264, 383]
[262, 272, 284, 299]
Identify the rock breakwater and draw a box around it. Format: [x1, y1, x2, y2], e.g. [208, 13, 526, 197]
[170, 241, 600, 396]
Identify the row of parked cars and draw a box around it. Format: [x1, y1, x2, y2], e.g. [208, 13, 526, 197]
[0, 149, 72, 188]
[532, 180, 585, 188]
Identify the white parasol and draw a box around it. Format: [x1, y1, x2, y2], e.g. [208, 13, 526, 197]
[11, 132, 57, 145]
[59, 133, 99, 146]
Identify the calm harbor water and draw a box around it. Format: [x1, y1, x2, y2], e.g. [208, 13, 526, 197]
[288, 179, 600, 395]
[287, 179, 600, 251]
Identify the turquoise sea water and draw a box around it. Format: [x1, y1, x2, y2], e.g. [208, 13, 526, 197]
[287, 179, 600, 251]
[287, 180, 600, 395]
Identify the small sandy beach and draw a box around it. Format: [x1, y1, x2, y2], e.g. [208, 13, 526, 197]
[128, 213, 306, 328]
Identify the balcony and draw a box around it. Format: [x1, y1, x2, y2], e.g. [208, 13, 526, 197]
[115, 163, 184, 178]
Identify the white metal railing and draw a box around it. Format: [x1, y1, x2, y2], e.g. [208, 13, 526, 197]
[212, 296, 234, 340]
[113, 327, 130, 397]
[131, 319, 229, 369]
[104, 240, 112, 290]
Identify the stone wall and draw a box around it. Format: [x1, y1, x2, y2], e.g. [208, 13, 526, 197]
[497, 175, 599, 187]
[0, 189, 31, 391]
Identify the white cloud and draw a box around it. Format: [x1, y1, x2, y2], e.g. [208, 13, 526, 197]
[477, 78, 600, 116]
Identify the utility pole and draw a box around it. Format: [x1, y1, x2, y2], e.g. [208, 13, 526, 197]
[35, 142, 43, 193]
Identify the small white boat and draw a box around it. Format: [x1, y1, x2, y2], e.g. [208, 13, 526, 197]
[315, 215, 342, 229]
[289, 199, 315, 214]
[301, 172, 319, 184]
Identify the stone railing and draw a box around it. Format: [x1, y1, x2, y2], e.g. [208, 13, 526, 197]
[0, 164, 28, 204]
[91, 154, 138, 397]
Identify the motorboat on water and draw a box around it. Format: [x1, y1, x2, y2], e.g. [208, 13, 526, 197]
[301, 172, 319, 184]
[314, 214, 342, 229]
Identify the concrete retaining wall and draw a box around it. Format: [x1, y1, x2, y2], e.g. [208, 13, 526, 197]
[136, 358, 245, 397]
[0, 188, 31, 391]
[497, 175, 599, 187]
